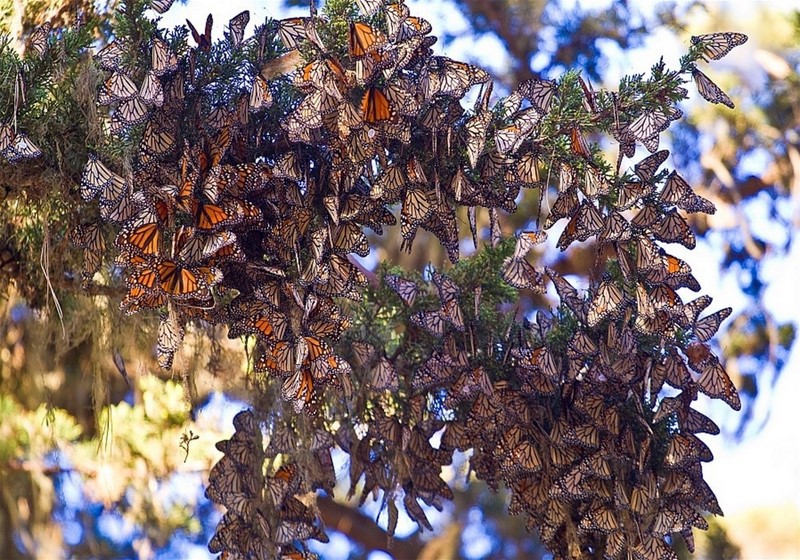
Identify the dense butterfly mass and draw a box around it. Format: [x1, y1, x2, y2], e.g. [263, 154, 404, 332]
[3, 4, 748, 559]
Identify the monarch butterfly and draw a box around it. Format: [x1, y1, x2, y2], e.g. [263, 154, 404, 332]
[186, 14, 213, 52]
[641, 132, 661, 154]
[355, 0, 382, 16]
[102, 190, 143, 224]
[649, 283, 680, 312]
[691, 32, 748, 60]
[464, 110, 491, 169]
[94, 40, 124, 71]
[156, 305, 184, 369]
[654, 209, 696, 249]
[680, 404, 721, 435]
[0, 123, 13, 154]
[626, 109, 670, 141]
[281, 368, 316, 412]
[149, 0, 174, 13]
[350, 340, 376, 369]
[665, 433, 713, 469]
[555, 207, 581, 250]
[580, 504, 619, 534]
[633, 149, 669, 182]
[138, 71, 164, 107]
[681, 295, 713, 329]
[120, 281, 167, 316]
[427, 271, 457, 307]
[587, 281, 626, 327]
[692, 307, 731, 342]
[206, 456, 243, 502]
[575, 200, 604, 241]
[661, 171, 715, 214]
[349, 22, 386, 58]
[652, 501, 707, 535]
[227, 10, 249, 48]
[691, 66, 734, 108]
[519, 78, 557, 114]
[501, 257, 544, 292]
[512, 230, 547, 260]
[545, 187, 578, 228]
[421, 57, 488, 100]
[27, 22, 51, 57]
[631, 203, 659, 230]
[331, 222, 369, 257]
[275, 520, 326, 547]
[276, 17, 322, 50]
[599, 211, 631, 242]
[400, 188, 433, 235]
[157, 258, 211, 299]
[550, 468, 589, 501]
[97, 72, 138, 105]
[361, 86, 392, 123]
[369, 357, 398, 391]
[177, 229, 236, 262]
[569, 125, 591, 158]
[140, 120, 175, 158]
[255, 341, 295, 376]
[384, 274, 418, 306]
[248, 75, 272, 112]
[265, 463, 299, 506]
[384, 1, 411, 35]
[617, 180, 652, 210]
[3, 133, 42, 162]
[282, 92, 324, 136]
[80, 154, 115, 201]
[116, 208, 162, 255]
[545, 267, 586, 320]
[71, 224, 106, 281]
[111, 97, 149, 133]
[191, 200, 232, 231]
[411, 310, 446, 336]
[150, 38, 178, 76]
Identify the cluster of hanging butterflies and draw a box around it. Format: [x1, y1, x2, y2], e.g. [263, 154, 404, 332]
[0, 120, 42, 165]
[371, 259, 730, 558]
[206, 410, 325, 559]
[37, 0, 748, 554]
[690, 32, 748, 108]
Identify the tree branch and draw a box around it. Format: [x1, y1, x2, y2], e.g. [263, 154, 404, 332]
[317, 495, 424, 559]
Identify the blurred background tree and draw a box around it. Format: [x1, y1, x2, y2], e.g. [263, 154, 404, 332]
[0, 0, 797, 558]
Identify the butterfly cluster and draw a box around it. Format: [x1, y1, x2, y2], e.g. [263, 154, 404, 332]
[206, 410, 326, 559]
[690, 32, 748, 108]
[2, 1, 747, 557]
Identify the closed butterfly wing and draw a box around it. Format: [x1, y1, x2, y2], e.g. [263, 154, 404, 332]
[227, 10, 250, 48]
[139, 71, 164, 107]
[361, 86, 392, 123]
[249, 75, 273, 112]
[691, 32, 748, 60]
[502, 257, 545, 292]
[3, 133, 42, 162]
[98, 72, 138, 105]
[385, 274, 418, 306]
[519, 78, 557, 113]
[27, 22, 51, 57]
[633, 149, 669, 182]
[157, 305, 185, 369]
[349, 22, 386, 58]
[149, 0, 175, 13]
[692, 66, 734, 108]
[587, 281, 626, 327]
[693, 307, 731, 342]
[151, 38, 178, 76]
